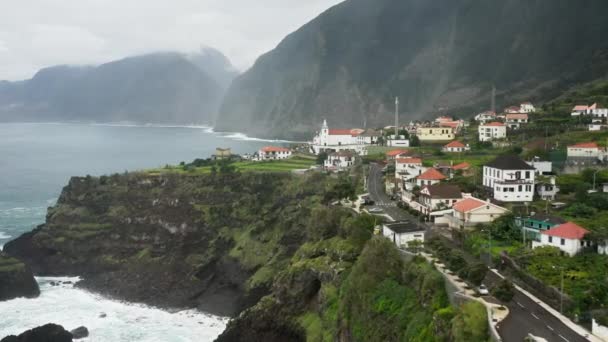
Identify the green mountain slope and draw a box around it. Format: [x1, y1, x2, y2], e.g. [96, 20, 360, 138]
[216, 0, 608, 139]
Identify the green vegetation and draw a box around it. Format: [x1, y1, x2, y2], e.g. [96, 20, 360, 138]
[0, 255, 25, 273]
[520, 247, 608, 316]
[147, 155, 317, 175]
[491, 279, 515, 303]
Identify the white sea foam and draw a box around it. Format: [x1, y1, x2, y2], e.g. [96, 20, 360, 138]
[0, 277, 228, 341]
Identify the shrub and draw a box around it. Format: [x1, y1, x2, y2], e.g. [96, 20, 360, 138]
[492, 279, 515, 302]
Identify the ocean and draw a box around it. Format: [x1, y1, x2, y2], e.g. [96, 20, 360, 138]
[0, 122, 286, 340]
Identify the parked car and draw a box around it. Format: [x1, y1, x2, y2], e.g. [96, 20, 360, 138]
[368, 208, 384, 213]
[477, 284, 489, 296]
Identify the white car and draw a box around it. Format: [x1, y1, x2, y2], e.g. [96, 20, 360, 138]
[477, 284, 489, 296]
[368, 208, 384, 214]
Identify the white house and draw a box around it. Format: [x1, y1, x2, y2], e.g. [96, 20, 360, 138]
[505, 113, 529, 129]
[258, 146, 292, 160]
[311, 120, 365, 154]
[446, 196, 509, 229]
[382, 221, 426, 248]
[504, 106, 521, 114]
[567, 142, 603, 158]
[475, 111, 497, 124]
[325, 151, 355, 171]
[442, 141, 470, 153]
[395, 157, 425, 187]
[519, 102, 536, 113]
[356, 129, 381, 145]
[526, 157, 552, 175]
[536, 176, 560, 201]
[419, 184, 462, 216]
[386, 136, 411, 147]
[571, 103, 608, 117]
[478, 122, 507, 142]
[483, 155, 536, 202]
[532, 222, 590, 256]
[386, 149, 411, 160]
[416, 168, 447, 187]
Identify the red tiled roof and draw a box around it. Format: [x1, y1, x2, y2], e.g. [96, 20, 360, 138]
[568, 142, 599, 149]
[328, 129, 361, 136]
[453, 162, 471, 170]
[386, 149, 409, 157]
[541, 222, 589, 240]
[261, 146, 290, 153]
[482, 122, 505, 127]
[445, 141, 466, 148]
[436, 116, 453, 121]
[396, 157, 422, 164]
[417, 168, 446, 181]
[440, 121, 460, 128]
[572, 105, 589, 111]
[453, 198, 486, 213]
[506, 113, 528, 120]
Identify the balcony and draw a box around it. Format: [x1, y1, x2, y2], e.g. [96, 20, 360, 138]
[495, 179, 534, 185]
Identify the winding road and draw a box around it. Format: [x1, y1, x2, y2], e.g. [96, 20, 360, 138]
[367, 163, 592, 342]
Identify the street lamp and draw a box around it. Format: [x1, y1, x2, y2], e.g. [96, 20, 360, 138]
[552, 265, 564, 314]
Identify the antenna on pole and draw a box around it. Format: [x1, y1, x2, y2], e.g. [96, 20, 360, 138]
[395, 97, 399, 138]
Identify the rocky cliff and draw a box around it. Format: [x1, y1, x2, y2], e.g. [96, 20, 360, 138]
[0, 252, 39, 301]
[4, 170, 357, 317]
[1, 324, 73, 342]
[216, 0, 608, 139]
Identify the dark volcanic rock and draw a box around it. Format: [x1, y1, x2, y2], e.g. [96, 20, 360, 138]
[1, 323, 73, 342]
[0, 252, 39, 301]
[69, 327, 88, 340]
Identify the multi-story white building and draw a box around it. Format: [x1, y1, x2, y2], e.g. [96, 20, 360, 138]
[258, 146, 292, 160]
[395, 158, 425, 188]
[478, 122, 507, 142]
[483, 155, 536, 202]
[418, 184, 462, 215]
[532, 222, 590, 256]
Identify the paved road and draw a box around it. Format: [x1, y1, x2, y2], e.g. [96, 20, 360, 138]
[367, 163, 415, 222]
[484, 272, 589, 342]
[366, 163, 591, 342]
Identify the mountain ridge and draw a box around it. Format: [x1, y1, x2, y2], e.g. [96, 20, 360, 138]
[216, 0, 608, 140]
[0, 48, 238, 125]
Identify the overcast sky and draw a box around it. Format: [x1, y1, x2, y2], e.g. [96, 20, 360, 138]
[0, 0, 344, 81]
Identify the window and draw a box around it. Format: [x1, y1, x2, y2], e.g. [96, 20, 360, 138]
[525, 171, 530, 179]
[518, 185, 522, 192]
[549, 236, 553, 243]
[561, 239, 565, 246]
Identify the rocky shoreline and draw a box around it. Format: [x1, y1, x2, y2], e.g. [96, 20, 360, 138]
[0, 252, 39, 302]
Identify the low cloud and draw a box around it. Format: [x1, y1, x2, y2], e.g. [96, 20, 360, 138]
[0, 0, 343, 80]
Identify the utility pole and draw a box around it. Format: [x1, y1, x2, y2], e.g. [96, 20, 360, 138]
[395, 97, 400, 138]
[560, 268, 564, 314]
[491, 85, 496, 113]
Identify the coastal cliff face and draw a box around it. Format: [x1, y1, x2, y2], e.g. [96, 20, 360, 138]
[4, 171, 353, 317]
[0, 252, 39, 301]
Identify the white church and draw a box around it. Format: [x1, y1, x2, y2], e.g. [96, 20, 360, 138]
[311, 120, 371, 155]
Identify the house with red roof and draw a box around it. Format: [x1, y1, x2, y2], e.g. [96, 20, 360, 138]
[416, 168, 446, 187]
[446, 196, 509, 229]
[505, 113, 529, 129]
[386, 149, 410, 160]
[475, 111, 497, 124]
[258, 146, 292, 160]
[532, 222, 591, 256]
[478, 122, 506, 142]
[571, 103, 608, 117]
[442, 141, 470, 153]
[567, 142, 603, 158]
[452, 162, 474, 177]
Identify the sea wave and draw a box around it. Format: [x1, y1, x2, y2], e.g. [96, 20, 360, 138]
[0, 277, 228, 341]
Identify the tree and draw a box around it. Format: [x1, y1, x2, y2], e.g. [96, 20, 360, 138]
[563, 203, 597, 218]
[492, 279, 515, 302]
[316, 151, 328, 165]
[465, 262, 489, 286]
[451, 301, 489, 342]
[410, 135, 420, 147]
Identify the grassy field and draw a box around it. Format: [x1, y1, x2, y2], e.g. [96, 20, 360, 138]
[146, 155, 317, 175]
